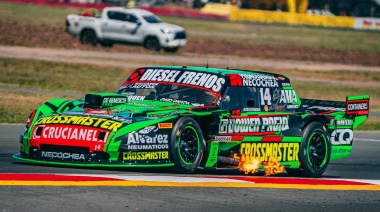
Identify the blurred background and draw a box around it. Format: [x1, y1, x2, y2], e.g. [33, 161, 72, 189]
[0, 0, 379, 130]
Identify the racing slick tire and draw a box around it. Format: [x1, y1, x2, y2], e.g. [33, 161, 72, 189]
[80, 29, 98, 46]
[144, 37, 161, 51]
[287, 122, 331, 178]
[170, 117, 205, 174]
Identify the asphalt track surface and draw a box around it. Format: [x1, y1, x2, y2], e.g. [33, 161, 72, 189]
[0, 124, 379, 211]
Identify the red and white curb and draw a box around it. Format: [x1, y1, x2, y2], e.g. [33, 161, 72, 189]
[0, 173, 379, 190]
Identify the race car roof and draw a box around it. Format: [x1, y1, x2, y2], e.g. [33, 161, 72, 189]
[140, 66, 290, 82]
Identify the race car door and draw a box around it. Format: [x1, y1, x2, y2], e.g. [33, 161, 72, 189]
[219, 86, 294, 138]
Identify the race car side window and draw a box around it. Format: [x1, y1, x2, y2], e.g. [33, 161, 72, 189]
[220, 87, 240, 110]
[220, 87, 260, 111]
[239, 87, 260, 112]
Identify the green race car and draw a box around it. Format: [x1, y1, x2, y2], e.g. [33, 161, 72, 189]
[13, 66, 370, 177]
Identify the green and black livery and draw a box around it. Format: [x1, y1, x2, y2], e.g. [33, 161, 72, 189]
[13, 66, 370, 177]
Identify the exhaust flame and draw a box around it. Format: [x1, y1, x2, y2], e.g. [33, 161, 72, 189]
[237, 155, 285, 176]
[262, 157, 285, 176]
[238, 157, 260, 174]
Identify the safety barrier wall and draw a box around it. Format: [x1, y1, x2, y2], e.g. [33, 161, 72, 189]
[230, 8, 355, 29]
[202, 3, 380, 31]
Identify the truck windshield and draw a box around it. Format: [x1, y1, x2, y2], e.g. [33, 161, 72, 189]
[143, 15, 162, 23]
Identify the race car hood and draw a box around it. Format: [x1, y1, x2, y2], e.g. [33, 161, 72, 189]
[37, 93, 195, 125]
[27, 93, 197, 152]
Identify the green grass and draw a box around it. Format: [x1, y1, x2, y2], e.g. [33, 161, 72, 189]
[0, 92, 69, 123]
[0, 1, 78, 26]
[0, 57, 132, 93]
[356, 117, 380, 131]
[1, 1, 380, 52]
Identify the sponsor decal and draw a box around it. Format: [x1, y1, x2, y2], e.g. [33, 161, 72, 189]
[158, 123, 173, 129]
[126, 144, 169, 150]
[148, 110, 180, 119]
[279, 90, 297, 104]
[103, 97, 127, 105]
[159, 98, 190, 105]
[123, 151, 169, 160]
[243, 108, 261, 112]
[33, 125, 109, 143]
[227, 74, 279, 88]
[127, 132, 168, 145]
[348, 103, 368, 110]
[219, 116, 289, 134]
[35, 115, 123, 131]
[305, 106, 346, 112]
[238, 143, 299, 162]
[111, 116, 132, 123]
[240, 74, 279, 87]
[286, 105, 299, 109]
[124, 83, 158, 89]
[127, 96, 146, 101]
[346, 100, 369, 115]
[128, 69, 225, 92]
[336, 120, 353, 126]
[214, 136, 232, 142]
[330, 129, 353, 145]
[227, 74, 243, 86]
[139, 126, 158, 134]
[331, 147, 352, 154]
[41, 151, 86, 160]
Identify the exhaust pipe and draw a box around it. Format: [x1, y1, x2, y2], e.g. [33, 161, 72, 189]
[218, 156, 239, 166]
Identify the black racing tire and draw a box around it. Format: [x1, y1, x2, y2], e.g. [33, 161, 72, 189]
[170, 117, 205, 174]
[163, 47, 179, 53]
[144, 37, 161, 51]
[287, 122, 331, 178]
[80, 30, 97, 46]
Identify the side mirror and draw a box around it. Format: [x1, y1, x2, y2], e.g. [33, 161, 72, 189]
[222, 95, 230, 103]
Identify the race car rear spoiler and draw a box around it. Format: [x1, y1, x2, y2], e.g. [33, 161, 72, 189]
[301, 94, 370, 116]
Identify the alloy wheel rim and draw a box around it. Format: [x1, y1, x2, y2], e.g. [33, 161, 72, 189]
[178, 126, 200, 165]
[307, 131, 328, 170]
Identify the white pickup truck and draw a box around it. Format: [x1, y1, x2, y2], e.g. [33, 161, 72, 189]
[66, 7, 187, 52]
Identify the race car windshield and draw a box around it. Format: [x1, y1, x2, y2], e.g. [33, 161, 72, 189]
[143, 15, 162, 23]
[116, 83, 218, 106]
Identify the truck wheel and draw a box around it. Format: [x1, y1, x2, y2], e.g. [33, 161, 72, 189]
[80, 30, 97, 46]
[163, 47, 179, 53]
[287, 122, 331, 178]
[100, 41, 114, 47]
[144, 37, 161, 51]
[170, 117, 204, 174]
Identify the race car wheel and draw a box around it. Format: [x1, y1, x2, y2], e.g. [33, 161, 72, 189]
[170, 117, 205, 174]
[80, 30, 97, 46]
[288, 122, 331, 178]
[144, 37, 161, 51]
